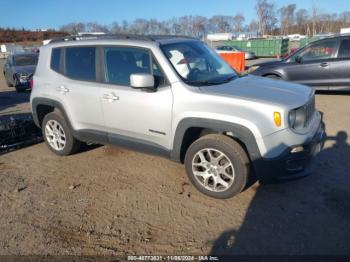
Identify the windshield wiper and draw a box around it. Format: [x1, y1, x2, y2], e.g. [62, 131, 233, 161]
[223, 75, 237, 82]
[186, 75, 237, 86]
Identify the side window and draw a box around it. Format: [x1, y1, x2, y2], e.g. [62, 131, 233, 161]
[65, 47, 96, 81]
[50, 48, 61, 72]
[299, 39, 337, 62]
[104, 47, 167, 87]
[338, 39, 350, 59]
[104, 47, 151, 86]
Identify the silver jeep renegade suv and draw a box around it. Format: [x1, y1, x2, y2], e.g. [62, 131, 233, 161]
[30, 34, 325, 199]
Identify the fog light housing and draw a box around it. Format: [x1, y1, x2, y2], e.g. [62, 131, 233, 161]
[291, 146, 304, 153]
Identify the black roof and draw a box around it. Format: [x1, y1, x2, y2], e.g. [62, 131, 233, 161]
[49, 34, 196, 44]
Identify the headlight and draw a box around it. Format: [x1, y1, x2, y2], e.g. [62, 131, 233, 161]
[289, 107, 306, 130]
[288, 110, 296, 127]
[247, 65, 260, 73]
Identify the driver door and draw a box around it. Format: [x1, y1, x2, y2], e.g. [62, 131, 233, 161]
[99, 46, 173, 152]
[285, 38, 339, 89]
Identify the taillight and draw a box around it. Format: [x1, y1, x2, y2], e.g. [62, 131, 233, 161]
[29, 78, 34, 89]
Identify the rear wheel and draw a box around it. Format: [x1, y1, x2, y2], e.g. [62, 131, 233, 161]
[184, 134, 250, 199]
[42, 111, 81, 156]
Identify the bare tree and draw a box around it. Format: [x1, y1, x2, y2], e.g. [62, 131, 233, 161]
[209, 16, 233, 33]
[86, 22, 108, 33]
[233, 13, 245, 32]
[278, 4, 296, 35]
[255, 0, 277, 35]
[59, 5, 350, 38]
[60, 22, 86, 34]
[192, 16, 207, 38]
[248, 20, 259, 32]
[296, 9, 309, 35]
[312, 0, 319, 35]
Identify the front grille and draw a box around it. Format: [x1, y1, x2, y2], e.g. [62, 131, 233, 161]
[304, 95, 315, 127]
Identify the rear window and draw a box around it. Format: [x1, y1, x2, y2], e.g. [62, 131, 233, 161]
[13, 55, 38, 66]
[50, 48, 61, 72]
[65, 47, 96, 81]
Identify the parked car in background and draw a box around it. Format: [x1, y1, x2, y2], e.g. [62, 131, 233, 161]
[249, 34, 350, 91]
[3, 44, 25, 56]
[3, 53, 38, 92]
[216, 45, 256, 60]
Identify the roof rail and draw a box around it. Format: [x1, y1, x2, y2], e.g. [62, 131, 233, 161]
[49, 34, 152, 43]
[48, 33, 197, 44]
[148, 35, 197, 41]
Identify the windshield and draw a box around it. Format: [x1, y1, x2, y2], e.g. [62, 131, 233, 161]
[161, 41, 237, 86]
[233, 46, 243, 51]
[13, 55, 38, 66]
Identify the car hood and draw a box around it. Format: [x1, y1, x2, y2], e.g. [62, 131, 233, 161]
[12, 65, 36, 75]
[199, 75, 313, 108]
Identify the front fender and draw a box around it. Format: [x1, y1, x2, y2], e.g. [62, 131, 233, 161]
[170, 118, 263, 162]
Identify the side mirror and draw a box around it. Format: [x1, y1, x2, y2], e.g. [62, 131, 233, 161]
[130, 73, 156, 92]
[295, 55, 303, 63]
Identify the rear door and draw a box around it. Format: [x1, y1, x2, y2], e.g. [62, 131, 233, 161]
[328, 38, 350, 90]
[52, 46, 106, 138]
[284, 38, 338, 89]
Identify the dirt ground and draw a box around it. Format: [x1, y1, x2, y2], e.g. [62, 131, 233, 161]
[0, 58, 350, 256]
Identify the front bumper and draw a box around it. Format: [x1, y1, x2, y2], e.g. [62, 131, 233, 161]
[15, 80, 31, 90]
[253, 121, 326, 182]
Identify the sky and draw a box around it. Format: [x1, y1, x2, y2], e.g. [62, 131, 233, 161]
[0, 0, 349, 30]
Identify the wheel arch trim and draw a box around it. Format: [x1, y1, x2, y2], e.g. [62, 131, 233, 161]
[170, 117, 263, 162]
[31, 97, 73, 129]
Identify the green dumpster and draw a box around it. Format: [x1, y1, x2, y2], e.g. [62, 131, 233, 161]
[299, 37, 319, 48]
[224, 38, 289, 58]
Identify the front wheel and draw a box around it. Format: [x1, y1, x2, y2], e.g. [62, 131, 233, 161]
[15, 85, 24, 92]
[42, 111, 81, 156]
[184, 134, 250, 199]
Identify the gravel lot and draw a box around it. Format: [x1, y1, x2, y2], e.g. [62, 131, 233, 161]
[0, 58, 350, 256]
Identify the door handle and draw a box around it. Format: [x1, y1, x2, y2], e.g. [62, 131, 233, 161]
[56, 86, 69, 94]
[102, 93, 119, 101]
[320, 62, 329, 68]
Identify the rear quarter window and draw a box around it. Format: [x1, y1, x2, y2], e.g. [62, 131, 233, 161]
[50, 48, 61, 72]
[338, 39, 350, 59]
[65, 47, 96, 81]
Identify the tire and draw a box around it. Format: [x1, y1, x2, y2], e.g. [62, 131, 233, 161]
[4, 75, 13, 87]
[15, 85, 23, 92]
[42, 111, 81, 156]
[184, 134, 250, 199]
